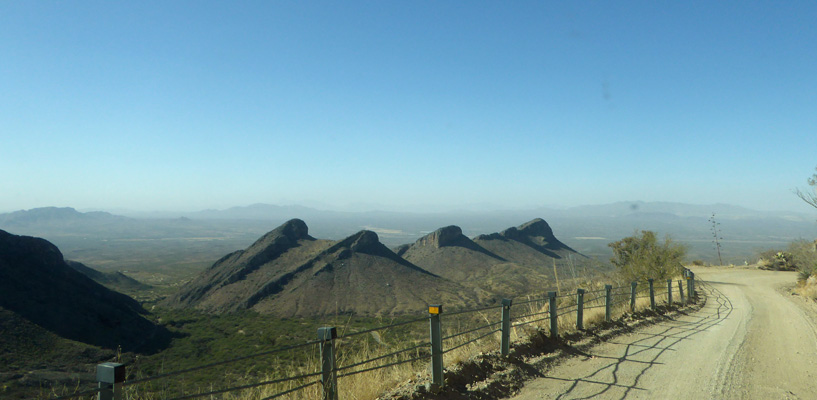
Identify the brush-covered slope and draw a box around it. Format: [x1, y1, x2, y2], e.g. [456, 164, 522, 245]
[400, 219, 583, 297]
[0, 230, 166, 352]
[66, 260, 149, 292]
[166, 219, 472, 317]
[395, 226, 510, 297]
[473, 218, 580, 264]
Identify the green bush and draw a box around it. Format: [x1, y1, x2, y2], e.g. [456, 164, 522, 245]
[757, 240, 817, 277]
[788, 240, 817, 280]
[757, 250, 796, 271]
[608, 231, 686, 282]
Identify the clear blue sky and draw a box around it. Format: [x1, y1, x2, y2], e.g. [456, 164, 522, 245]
[2, 1, 816, 213]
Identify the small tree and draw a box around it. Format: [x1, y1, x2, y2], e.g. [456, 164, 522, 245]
[609, 230, 687, 282]
[795, 166, 817, 210]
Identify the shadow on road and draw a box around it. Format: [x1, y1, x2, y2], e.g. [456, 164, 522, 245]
[545, 281, 733, 400]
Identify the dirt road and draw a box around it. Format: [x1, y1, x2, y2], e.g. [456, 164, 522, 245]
[508, 267, 817, 399]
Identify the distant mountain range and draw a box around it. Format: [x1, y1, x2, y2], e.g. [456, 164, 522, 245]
[165, 217, 593, 317]
[164, 219, 480, 317]
[1, 202, 815, 266]
[396, 219, 586, 298]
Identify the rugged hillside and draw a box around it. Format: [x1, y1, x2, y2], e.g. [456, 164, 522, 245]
[66, 260, 149, 292]
[0, 229, 167, 352]
[473, 218, 579, 264]
[398, 219, 584, 298]
[166, 219, 473, 317]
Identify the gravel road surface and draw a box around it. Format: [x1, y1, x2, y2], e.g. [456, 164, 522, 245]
[508, 267, 817, 399]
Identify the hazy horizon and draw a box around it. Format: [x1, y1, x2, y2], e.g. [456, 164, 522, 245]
[1, 199, 814, 218]
[2, 2, 816, 215]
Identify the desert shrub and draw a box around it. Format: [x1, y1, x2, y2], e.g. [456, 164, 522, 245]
[757, 241, 817, 276]
[691, 260, 705, 266]
[757, 250, 796, 271]
[608, 231, 686, 282]
[788, 240, 817, 280]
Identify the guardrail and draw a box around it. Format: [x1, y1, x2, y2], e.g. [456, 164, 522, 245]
[53, 270, 697, 400]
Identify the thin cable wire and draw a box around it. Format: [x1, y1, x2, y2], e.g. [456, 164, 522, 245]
[512, 296, 548, 306]
[337, 354, 430, 378]
[512, 315, 550, 328]
[337, 315, 430, 339]
[124, 339, 321, 386]
[511, 309, 551, 321]
[260, 379, 321, 400]
[166, 370, 324, 400]
[443, 328, 501, 354]
[557, 305, 578, 317]
[443, 320, 502, 341]
[336, 342, 427, 372]
[444, 304, 503, 317]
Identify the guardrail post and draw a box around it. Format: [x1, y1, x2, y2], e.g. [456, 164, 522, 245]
[604, 285, 612, 322]
[687, 271, 695, 303]
[630, 282, 637, 312]
[690, 271, 696, 301]
[318, 327, 338, 400]
[428, 305, 444, 391]
[667, 279, 673, 304]
[500, 299, 512, 357]
[548, 291, 558, 338]
[96, 362, 124, 400]
[576, 288, 585, 330]
[678, 280, 685, 304]
[648, 278, 655, 311]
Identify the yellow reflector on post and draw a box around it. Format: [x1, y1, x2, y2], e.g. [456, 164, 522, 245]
[428, 305, 442, 315]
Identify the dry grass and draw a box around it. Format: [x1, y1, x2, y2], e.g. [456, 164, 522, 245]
[112, 277, 689, 400]
[795, 276, 817, 300]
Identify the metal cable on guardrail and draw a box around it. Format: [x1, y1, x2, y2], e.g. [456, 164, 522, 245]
[336, 341, 428, 373]
[557, 304, 578, 317]
[512, 314, 550, 328]
[513, 295, 549, 306]
[260, 379, 322, 400]
[337, 353, 431, 378]
[443, 320, 502, 341]
[60, 272, 697, 400]
[166, 370, 324, 400]
[443, 328, 502, 354]
[337, 315, 430, 340]
[124, 339, 322, 386]
[512, 308, 551, 321]
[444, 303, 503, 317]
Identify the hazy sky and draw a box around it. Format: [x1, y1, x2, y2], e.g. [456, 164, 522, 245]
[2, 1, 816, 213]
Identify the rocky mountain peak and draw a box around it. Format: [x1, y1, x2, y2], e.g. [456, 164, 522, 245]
[346, 230, 382, 253]
[271, 218, 310, 240]
[501, 218, 555, 240]
[416, 225, 464, 248]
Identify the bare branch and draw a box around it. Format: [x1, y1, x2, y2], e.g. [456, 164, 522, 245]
[796, 187, 817, 210]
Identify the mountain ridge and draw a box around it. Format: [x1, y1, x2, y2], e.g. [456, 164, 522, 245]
[0, 229, 168, 352]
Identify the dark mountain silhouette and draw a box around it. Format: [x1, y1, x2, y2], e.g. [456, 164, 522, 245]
[473, 218, 580, 263]
[399, 219, 584, 298]
[166, 219, 473, 317]
[0, 229, 168, 352]
[66, 260, 149, 292]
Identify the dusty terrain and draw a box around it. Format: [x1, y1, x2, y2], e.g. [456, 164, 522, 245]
[508, 267, 817, 399]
